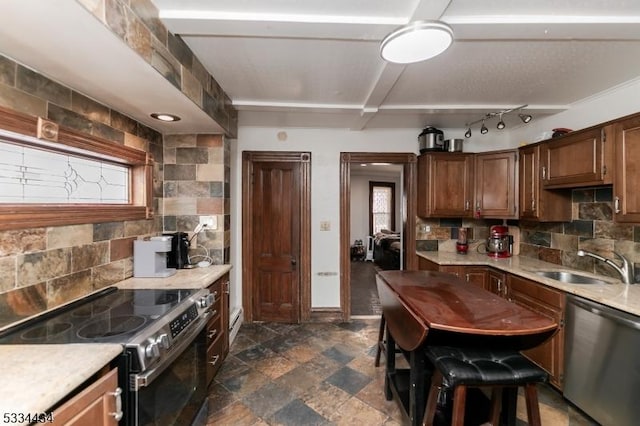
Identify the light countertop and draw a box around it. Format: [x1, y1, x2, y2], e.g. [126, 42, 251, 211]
[417, 251, 640, 317]
[118, 264, 232, 290]
[0, 344, 123, 425]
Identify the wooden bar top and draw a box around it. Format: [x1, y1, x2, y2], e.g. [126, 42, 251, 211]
[377, 270, 557, 350]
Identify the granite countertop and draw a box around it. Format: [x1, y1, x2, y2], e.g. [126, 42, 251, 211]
[0, 344, 123, 425]
[417, 251, 640, 317]
[118, 264, 232, 289]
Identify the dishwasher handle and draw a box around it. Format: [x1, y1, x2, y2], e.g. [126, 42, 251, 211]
[569, 295, 640, 330]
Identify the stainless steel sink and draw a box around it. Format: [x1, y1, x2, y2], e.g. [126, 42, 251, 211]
[534, 271, 608, 285]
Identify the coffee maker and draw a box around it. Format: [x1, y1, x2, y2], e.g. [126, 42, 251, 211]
[164, 232, 191, 269]
[486, 225, 512, 258]
[133, 236, 177, 277]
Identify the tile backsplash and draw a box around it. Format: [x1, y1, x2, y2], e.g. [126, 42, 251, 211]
[417, 186, 640, 281]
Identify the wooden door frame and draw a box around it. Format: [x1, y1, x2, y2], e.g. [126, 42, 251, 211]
[340, 152, 418, 321]
[242, 151, 311, 323]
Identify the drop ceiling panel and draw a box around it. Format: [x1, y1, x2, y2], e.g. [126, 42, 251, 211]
[384, 40, 640, 106]
[182, 35, 383, 103]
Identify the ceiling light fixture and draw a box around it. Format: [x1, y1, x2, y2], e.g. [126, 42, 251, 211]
[464, 105, 531, 138]
[380, 20, 454, 64]
[150, 113, 181, 122]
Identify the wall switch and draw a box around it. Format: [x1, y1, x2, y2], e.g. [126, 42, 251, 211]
[320, 221, 331, 231]
[199, 215, 217, 230]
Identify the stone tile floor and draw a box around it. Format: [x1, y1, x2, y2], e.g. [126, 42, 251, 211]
[206, 320, 598, 425]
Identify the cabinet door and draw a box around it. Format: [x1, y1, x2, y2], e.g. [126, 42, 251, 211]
[418, 256, 439, 271]
[463, 266, 488, 290]
[474, 150, 518, 218]
[439, 265, 464, 279]
[52, 368, 120, 426]
[541, 127, 612, 188]
[507, 274, 565, 389]
[614, 114, 640, 222]
[487, 269, 506, 298]
[518, 145, 571, 222]
[418, 153, 474, 217]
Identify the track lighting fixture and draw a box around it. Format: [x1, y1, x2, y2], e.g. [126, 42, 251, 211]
[464, 105, 531, 138]
[519, 113, 532, 123]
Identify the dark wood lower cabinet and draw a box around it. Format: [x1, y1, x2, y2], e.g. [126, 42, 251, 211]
[507, 274, 565, 389]
[52, 368, 119, 426]
[206, 273, 230, 387]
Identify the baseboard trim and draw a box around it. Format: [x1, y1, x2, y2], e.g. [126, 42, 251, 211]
[310, 308, 343, 322]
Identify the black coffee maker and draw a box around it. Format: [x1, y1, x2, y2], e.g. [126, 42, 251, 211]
[164, 232, 190, 269]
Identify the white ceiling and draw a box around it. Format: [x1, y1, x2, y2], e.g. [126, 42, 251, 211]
[1, 1, 640, 135]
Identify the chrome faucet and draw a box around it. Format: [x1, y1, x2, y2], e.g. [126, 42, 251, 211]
[577, 250, 636, 284]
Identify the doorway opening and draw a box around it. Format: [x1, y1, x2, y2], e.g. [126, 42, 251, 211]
[339, 153, 417, 321]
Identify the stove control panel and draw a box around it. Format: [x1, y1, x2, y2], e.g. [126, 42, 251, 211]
[169, 303, 199, 338]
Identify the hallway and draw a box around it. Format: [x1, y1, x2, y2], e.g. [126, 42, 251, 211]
[350, 261, 382, 317]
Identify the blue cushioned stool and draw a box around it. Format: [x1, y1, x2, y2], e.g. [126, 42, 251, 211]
[423, 346, 548, 426]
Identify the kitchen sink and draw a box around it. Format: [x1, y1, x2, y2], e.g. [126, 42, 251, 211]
[534, 271, 608, 285]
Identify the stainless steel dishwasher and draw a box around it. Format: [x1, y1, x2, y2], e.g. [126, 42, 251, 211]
[564, 294, 640, 426]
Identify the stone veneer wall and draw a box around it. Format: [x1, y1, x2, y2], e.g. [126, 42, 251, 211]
[416, 186, 640, 281]
[76, 0, 238, 137]
[0, 54, 163, 327]
[163, 134, 231, 265]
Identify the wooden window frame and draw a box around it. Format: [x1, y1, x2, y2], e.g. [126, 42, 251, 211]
[0, 106, 153, 231]
[369, 181, 396, 235]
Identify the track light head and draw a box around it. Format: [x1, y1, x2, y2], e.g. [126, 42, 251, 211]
[480, 121, 488, 134]
[497, 114, 506, 130]
[519, 113, 532, 123]
[464, 128, 472, 138]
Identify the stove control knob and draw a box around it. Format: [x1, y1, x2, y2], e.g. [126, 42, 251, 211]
[198, 294, 214, 308]
[156, 333, 170, 349]
[145, 340, 160, 359]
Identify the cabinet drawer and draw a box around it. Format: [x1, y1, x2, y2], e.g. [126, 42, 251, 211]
[206, 311, 222, 346]
[508, 274, 564, 308]
[206, 335, 225, 385]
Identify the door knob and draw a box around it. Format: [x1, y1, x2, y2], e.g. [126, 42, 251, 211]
[291, 258, 297, 269]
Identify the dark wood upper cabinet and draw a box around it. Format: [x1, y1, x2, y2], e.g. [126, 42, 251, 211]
[540, 126, 613, 189]
[474, 149, 518, 219]
[614, 114, 640, 222]
[418, 152, 474, 218]
[519, 144, 572, 222]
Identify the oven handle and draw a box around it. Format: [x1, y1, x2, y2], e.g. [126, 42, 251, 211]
[132, 312, 211, 390]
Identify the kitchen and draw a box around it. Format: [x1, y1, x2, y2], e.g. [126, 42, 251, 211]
[1, 0, 640, 425]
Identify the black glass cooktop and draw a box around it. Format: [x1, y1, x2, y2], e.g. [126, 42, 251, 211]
[0, 288, 195, 344]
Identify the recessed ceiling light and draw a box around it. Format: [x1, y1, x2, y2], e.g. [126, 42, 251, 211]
[380, 20, 454, 64]
[150, 113, 181, 122]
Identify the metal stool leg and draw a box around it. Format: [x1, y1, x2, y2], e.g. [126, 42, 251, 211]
[374, 314, 386, 367]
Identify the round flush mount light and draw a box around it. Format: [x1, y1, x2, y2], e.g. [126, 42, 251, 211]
[380, 20, 454, 64]
[150, 113, 181, 122]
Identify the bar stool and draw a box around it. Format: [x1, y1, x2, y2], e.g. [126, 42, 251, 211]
[422, 346, 548, 426]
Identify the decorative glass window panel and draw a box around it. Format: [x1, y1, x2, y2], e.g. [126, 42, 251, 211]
[372, 185, 392, 234]
[0, 141, 130, 204]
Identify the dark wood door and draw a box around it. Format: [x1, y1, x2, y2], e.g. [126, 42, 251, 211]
[251, 160, 301, 322]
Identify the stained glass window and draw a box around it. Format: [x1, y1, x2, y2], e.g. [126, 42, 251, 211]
[0, 141, 129, 204]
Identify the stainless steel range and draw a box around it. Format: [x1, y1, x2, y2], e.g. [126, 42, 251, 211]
[0, 286, 214, 426]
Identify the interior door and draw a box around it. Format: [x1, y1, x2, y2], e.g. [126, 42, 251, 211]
[243, 153, 309, 323]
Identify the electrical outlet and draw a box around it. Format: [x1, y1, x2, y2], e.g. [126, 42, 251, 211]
[199, 215, 217, 230]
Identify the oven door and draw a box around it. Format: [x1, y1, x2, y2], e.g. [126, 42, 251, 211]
[128, 317, 209, 426]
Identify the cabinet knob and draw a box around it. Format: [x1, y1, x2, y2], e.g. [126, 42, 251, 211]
[542, 166, 547, 180]
[209, 354, 221, 366]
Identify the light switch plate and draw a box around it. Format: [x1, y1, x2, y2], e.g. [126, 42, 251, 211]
[320, 221, 331, 231]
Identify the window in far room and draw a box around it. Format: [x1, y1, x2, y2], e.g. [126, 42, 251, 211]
[369, 181, 395, 235]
